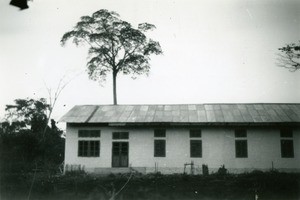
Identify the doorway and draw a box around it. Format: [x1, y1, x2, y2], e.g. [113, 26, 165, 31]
[112, 142, 129, 167]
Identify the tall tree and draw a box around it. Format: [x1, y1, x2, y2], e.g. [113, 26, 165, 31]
[277, 41, 300, 71]
[61, 9, 162, 105]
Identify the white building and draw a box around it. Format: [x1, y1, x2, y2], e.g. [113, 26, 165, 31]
[60, 104, 300, 174]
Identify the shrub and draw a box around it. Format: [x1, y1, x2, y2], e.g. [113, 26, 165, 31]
[217, 164, 228, 175]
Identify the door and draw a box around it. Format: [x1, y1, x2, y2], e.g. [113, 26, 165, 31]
[112, 142, 129, 167]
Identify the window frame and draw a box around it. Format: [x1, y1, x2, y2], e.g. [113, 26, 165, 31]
[235, 140, 248, 158]
[280, 129, 293, 138]
[280, 140, 294, 158]
[78, 130, 101, 138]
[234, 129, 248, 158]
[190, 129, 202, 138]
[280, 129, 294, 158]
[112, 132, 129, 140]
[190, 140, 202, 158]
[235, 129, 247, 138]
[154, 139, 166, 157]
[154, 129, 166, 137]
[78, 140, 100, 157]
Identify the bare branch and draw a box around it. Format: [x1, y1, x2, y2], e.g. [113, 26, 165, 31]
[42, 71, 82, 136]
[277, 42, 300, 71]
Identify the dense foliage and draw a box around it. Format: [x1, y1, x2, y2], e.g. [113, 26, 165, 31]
[0, 98, 65, 175]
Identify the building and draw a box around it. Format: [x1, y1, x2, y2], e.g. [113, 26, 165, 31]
[60, 104, 300, 174]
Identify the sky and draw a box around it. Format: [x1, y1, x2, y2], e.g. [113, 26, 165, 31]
[0, 0, 299, 123]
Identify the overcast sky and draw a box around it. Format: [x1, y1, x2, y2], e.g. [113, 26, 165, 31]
[0, 0, 299, 122]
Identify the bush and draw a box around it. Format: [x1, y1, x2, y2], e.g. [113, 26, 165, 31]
[1, 171, 299, 200]
[217, 164, 228, 175]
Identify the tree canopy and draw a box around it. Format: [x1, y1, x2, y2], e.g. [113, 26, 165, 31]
[4, 98, 49, 133]
[61, 9, 162, 104]
[277, 41, 300, 71]
[1, 98, 64, 174]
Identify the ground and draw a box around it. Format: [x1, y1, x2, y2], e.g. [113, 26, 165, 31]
[0, 171, 299, 200]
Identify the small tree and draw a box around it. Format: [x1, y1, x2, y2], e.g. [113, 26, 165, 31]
[277, 41, 300, 71]
[61, 9, 162, 105]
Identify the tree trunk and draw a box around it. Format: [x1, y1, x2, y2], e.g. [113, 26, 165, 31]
[112, 71, 117, 105]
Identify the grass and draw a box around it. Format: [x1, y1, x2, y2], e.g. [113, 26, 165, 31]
[0, 170, 299, 200]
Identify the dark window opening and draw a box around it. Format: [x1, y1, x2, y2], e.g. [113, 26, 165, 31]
[190, 140, 202, 157]
[112, 132, 129, 139]
[78, 140, 100, 157]
[280, 129, 293, 138]
[154, 129, 166, 137]
[281, 140, 294, 158]
[154, 140, 166, 157]
[78, 130, 100, 137]
[190, 129, 202, 138]
[235, 129, 247, 138]
[235, 140, 248, 158]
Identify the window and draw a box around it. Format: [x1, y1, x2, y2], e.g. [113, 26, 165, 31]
[154, 129, 166, 157]
[281, 140, 294, 158]
[78, 140, 100, 157]
[235, 140, 248, 158]
[235, 129, 247, 158]
[154, 140, 166, 157]
[78, 130, 100, 137]
[190, 129, 201, 138]
[190, 140, 202, 157]
[280, 129, 294, 158]
[235, 129, 247, 138]
[154, 129, 166, 137]
[280, 129, 293, 138]
[189, 129, 202, 157]
[113, 132, 129, 139]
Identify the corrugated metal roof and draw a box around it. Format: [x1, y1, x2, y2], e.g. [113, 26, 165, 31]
[59, 104, 300, 124]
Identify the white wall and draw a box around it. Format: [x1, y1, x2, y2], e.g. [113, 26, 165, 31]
[64, 124, 300, 173]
